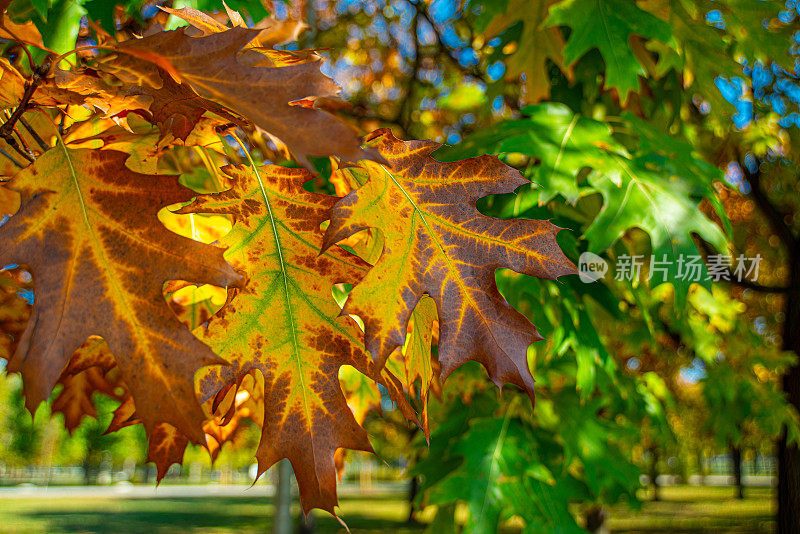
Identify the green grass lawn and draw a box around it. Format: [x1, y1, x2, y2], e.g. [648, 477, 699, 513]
[607, 486, 775, 534]
[0, 493, 425, 534]
[0, 486, 774, 533]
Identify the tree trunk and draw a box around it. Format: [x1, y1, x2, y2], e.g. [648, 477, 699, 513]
[406, 475, 419, 523]
[273, 459, 293, 534]
[742, 161, 800, 532]
[82, 457, 93, 486]
[584, 505, 609, 534]
[297, 511, 315, 534]
[778, 253, 800, 534]
[649, 446, 660, 501]
[696, 448, 706, 485]
[778, 363, 800, 534]
[730, 444, 744, 499]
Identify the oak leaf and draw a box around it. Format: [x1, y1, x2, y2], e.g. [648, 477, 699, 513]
[393, 295, 439, 436]
[56, 64, 241, 142]
[545, 0, 671, 101]
[106, 395, 138, 434]
[480, 0, 571, 102]
[323, 129, 576, 399]
[0, 267, 31, 360]
[201, 372, 264, 461]
[148, 422, 190, 480]
[52, 347, 125, 432]
[50, 69, 153, 120]
[162, 5, 309, 50]
[51, 365, 115, 430]
[121, 69, 242, 141]
[0, 147, 242, 443]
[0, 58, 25, 110]
[52, 279, 229, 472]
[104, 26, 375, 165]
[181, 163, 413, 513]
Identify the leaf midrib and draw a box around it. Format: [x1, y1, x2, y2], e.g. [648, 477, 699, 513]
[475, 413, 512, 528]
[239, 151, 323, 484]
[612, 157, 679, 258]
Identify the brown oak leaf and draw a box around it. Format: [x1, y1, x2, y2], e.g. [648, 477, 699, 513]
[0, 147, 242, 443]
[103, 26, 376, 165]
[323, 129, 577, 401]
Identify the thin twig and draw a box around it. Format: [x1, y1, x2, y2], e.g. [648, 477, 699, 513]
[0, 66, 46, 160]
[46, 45, 103, 74]
[397, 7, 421, 131]
[0, 147, 25, 168]
[19, 116, 49, 151]
[11, 122, 35, 159]
[415, 2, 489, 85]
[743, 160, 798, 255]
[698, 240, 789, 293]
[1, 134, 34, 163]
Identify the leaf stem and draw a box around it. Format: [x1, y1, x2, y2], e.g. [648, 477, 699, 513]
[47, 46, 103, 73]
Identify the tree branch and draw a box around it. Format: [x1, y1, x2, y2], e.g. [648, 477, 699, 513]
[732, 277, 789, 294]
[397, 7, 421, 132]
[0, 131, 33, 163]
[8, 118, 35, 160]
[19, 116, 49, 152]
[414, 2, 489, 86]
[743, 160, 798, 255]
[698, 240, 789, 293]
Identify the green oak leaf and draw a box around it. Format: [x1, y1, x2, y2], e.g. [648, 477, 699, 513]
[436, 103, 625, 204]
[584, 153, 728, 304]
[420, 414, 583, 533]
[545, 0, 672, 101]
[478, 0, 570, 102]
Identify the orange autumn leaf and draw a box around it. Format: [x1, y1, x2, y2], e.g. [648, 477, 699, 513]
[390, 294, 440, 437]
[0, 4, 586, 518]
[0, 147, 242, 444]
[0, 267, 31, 361]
